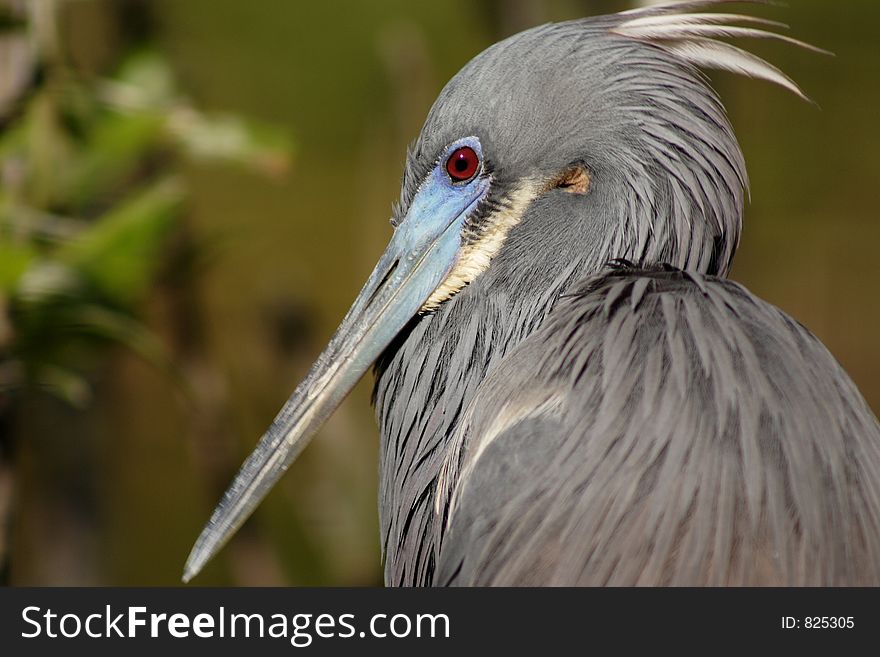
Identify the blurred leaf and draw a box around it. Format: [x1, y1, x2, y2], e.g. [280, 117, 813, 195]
[32, 364, 92, 408]
[59, 304, 191, 400]
[92, 50, 292, 188]
[25, 91, 75, 209]
[0, 241, 35, 291]
[59, 178, 184, 305]
[166, 109, 292, 177]
[2, 207, 89, 246]
[111, 51, 178, 109]
[61, 109, 164, 210]
[7, 300, 189, 403]
[14, 258, 82, 305]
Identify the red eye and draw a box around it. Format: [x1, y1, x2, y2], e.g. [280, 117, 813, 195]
[445, 146, 480, 182]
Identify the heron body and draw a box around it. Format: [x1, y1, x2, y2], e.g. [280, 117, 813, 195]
[380, 266, 880, 585]
[184, 2, 880, 586]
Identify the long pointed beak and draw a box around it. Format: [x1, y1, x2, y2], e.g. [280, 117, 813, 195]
[183, 169, 489, 582]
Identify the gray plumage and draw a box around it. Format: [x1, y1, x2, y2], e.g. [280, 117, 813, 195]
[432, 266, 880, 585]
[372, 2, 880, 586]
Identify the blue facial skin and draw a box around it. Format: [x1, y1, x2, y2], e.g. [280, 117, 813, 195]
[336, 136, 490, 376]
[378, 135, 490, 314]
[183, 136, 492, 580]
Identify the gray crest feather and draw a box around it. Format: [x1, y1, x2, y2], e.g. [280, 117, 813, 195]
[612, 1, 829, 101]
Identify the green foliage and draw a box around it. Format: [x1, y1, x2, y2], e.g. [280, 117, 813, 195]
[59, 179, 184, 306]
[0, 12, 289, 408]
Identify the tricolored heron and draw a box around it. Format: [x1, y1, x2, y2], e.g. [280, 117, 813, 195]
[184, 1, 880, 585]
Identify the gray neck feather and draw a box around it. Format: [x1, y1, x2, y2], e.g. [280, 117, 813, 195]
[375, 12, 752, 586]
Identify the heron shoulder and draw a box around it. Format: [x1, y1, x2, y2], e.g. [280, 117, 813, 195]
[434, 265, 880, 585]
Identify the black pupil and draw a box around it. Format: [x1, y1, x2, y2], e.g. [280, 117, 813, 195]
[455, 155, 469, 172]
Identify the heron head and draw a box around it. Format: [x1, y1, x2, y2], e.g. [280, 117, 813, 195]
[395, 4, 818, 308]
[184, 1, 815, 581]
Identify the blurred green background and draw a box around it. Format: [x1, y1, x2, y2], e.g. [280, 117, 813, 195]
[1, 0, 877, 586]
